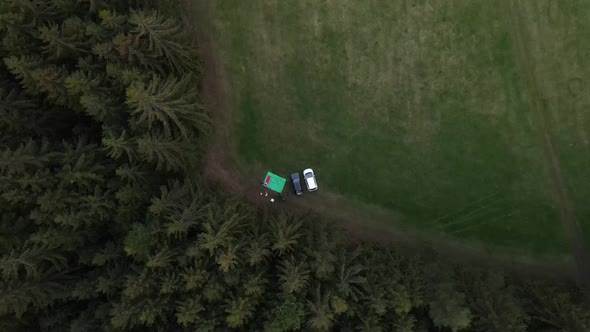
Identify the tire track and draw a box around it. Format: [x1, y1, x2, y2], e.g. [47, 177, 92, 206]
[504, 0, 590, 298]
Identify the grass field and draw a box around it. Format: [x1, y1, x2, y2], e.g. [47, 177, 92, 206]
[208, 0, 590, 255]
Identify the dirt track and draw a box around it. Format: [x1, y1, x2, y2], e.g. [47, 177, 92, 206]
[184, 0, 580, 282]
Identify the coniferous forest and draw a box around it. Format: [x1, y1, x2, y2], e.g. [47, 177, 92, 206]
[0, 1, 589, 331]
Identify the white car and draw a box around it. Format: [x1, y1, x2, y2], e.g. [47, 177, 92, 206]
[303, 168, 318, 192]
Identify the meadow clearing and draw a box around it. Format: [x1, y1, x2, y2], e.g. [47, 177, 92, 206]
[207, 0, 590, 256]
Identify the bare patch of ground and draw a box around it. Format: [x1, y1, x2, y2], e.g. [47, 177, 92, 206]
[183, 0, 247, 195]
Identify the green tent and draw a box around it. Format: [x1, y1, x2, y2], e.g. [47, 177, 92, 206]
[263, 171, 286, 193]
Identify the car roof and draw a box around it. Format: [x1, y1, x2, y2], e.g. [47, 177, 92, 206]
[306, 176, 317, 189]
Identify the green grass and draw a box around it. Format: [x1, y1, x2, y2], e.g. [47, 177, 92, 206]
[209, 0, 590, 255]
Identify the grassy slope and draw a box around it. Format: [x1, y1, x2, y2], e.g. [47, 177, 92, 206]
[211, 0, 590, 255]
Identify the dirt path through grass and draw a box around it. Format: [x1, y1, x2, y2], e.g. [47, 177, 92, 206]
[505, 0, 590, 296]
[185, 0, 577, 280]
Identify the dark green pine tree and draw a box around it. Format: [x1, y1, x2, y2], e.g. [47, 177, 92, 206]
[522, 281, 590, 331]
[37, 17, 88, 60]
[3, 55, 44, 96]
[126, 74, 209, 139]
[128, 9, 198, 74]
[460, 270, 528, 332]
[425, 261, 472, 331]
